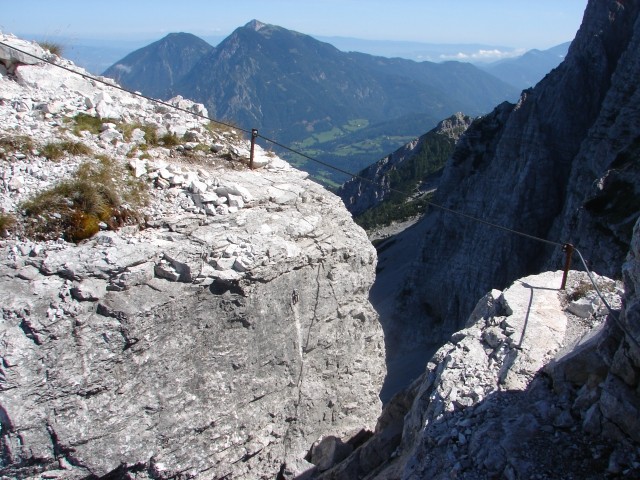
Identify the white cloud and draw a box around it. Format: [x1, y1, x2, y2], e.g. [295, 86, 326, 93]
[113, 63, 132, 73]
[439, 48, 526, 63]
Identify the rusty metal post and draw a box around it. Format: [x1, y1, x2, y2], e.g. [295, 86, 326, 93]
[250, 128, 258, 169]
[560, 243, 574, 290]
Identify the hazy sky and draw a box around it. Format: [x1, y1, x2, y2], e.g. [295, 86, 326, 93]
[3, 0, 587, 50]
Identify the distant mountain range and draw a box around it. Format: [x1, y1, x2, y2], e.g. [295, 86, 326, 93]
[99, 21, 565, 183]
[21, 32, 569, 83]
[99, 21, 519, 183]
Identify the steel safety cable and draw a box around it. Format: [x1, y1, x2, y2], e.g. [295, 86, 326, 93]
[573, 246, 640, 350]
[258, 132, 565, 248]
[6, 39, 634, 353]
[0, 40, 250, 135]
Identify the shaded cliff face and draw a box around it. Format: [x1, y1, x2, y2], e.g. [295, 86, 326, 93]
[0, 34, 385, 479]
[394, 0, 640, 340]
[566, 216, 640, 446]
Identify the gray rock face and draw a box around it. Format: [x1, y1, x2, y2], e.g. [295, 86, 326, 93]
[0, 34, 385, 479]
[0, 206, 384, 480]
[386, 0, 640, 352]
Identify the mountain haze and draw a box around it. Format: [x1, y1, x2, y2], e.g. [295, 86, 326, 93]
[103, 20, 519, 182]
[482, 42, 570, 89]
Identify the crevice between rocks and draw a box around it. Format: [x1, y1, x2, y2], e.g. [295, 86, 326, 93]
[282, 262, 324, 463]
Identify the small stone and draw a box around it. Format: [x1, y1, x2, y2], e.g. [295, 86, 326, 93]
[198, 192, 218, 203]
[158, 168, 173, 180]
[43, 100, 63, 114]
[129, 158, 147, 178]
[154, 262, 180, 282]
[130, 128, 146, 143]
[171, 174, 186, 186]
[233, 256, 252, 272]
[190, 179, 208, 194]
[204, 205, 217, 216]
[567, 298, 596, 318]
[156, 177, 171, 189]
[482, 326, 504, 349]
[100, 128, 123, 143]
[216, 204, 229, 215]
[214, 256, 236, 271]
[228, 194, 244, 209]
[8, 175, 24, 191]
[100, 122, 117, 132]
[71, 278, 107, 302]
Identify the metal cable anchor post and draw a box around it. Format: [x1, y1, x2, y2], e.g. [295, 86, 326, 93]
[250, 128, 258, 169]
[561, 243, 574, 290]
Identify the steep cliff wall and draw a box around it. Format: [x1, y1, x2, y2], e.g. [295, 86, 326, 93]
[0, 35, 385, 479]
[392, 0, 640, 346]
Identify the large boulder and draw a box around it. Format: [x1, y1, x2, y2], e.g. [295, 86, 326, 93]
[0, 32, 386, 480]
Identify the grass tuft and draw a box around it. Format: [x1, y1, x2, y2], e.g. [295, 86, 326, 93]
[159, 132, 181, 147]
[37, 41, 63, 57]
[21, 156, 148, 242]
[70, 113, 105, 136]
[0, 135, 34, 160]
[41, 141, 92, 161]
[0, 212, 16, 237]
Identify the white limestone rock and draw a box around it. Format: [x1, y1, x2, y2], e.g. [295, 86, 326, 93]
[567, 296, 598, 318]
[129, 158, 148, 178]
[227, 193, 244, 209]
[154, 261, 180, 282]
[190, 179, 208, 194]
[332, 269, 623, 480]
[99, 127, 123, 143]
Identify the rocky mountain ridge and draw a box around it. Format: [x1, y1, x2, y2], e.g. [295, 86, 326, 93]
[316, 257, 640, 479]
[2, 8, 640, 476]
[338, 112, 472, 229]
[0, 34, 385, 479]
